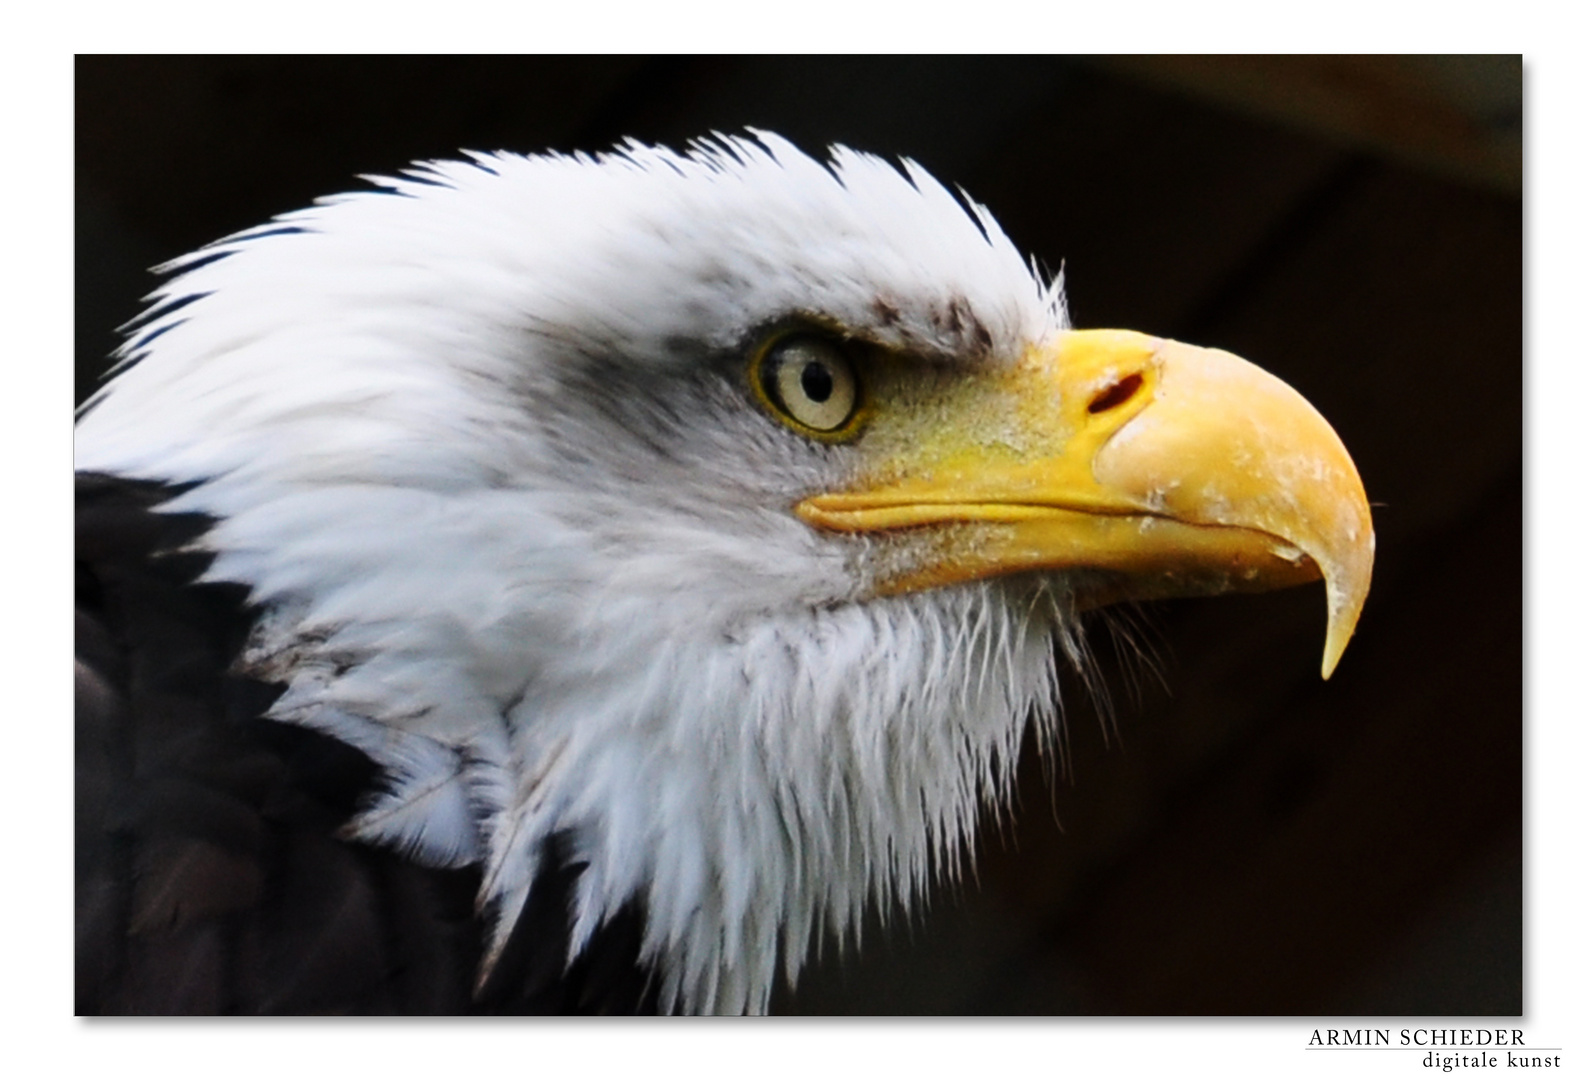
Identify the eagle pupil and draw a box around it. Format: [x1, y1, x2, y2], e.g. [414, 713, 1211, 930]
[801, 361, 833, 403]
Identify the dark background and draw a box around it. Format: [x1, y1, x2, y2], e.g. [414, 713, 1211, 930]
[75, 55, 1522, 1015]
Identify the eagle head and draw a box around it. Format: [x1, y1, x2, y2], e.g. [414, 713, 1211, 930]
[75, 132, 1373, 1013]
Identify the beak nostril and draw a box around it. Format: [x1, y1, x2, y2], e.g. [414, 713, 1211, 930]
[1088, 373, 1144, 415]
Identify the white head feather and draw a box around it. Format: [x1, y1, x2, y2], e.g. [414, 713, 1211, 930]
[75, 132, 1077, 1013]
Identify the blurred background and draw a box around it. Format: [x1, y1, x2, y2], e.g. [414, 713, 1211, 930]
[74, 55, 1522, 1015]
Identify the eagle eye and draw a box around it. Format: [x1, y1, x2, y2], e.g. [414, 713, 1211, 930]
[756, 336, 860, 437]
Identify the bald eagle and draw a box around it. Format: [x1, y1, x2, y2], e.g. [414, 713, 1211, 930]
[74, 133, 1373, 1015]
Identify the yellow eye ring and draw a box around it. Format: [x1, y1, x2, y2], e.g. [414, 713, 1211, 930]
[751, 334, 867, 441]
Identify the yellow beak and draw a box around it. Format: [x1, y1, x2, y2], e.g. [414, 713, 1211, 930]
[796, 330, 1375, 678]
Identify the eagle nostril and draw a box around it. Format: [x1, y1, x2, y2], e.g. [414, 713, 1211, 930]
[1088, 373, 1144, 415]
